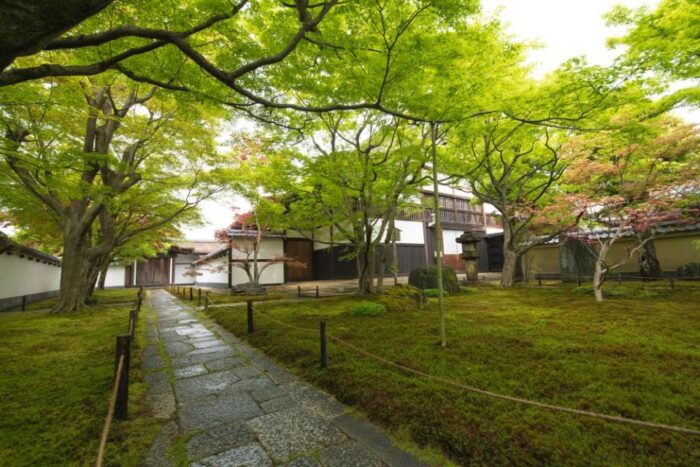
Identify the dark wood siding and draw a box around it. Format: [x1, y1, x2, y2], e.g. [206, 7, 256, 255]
[485, 234, 504, 272]
[135, 256, 171, 286]
[284, 239, 313, 281]
[313, 244, 428, 280]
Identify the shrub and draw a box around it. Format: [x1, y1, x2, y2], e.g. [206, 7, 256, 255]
[459, 286, 478, 294]
[423, 288, 449, 298]
[347, 302, 387, 317]
[376, 285, 425, 312]
[677, 263, 700, 278]
[408, 266, 460, 294]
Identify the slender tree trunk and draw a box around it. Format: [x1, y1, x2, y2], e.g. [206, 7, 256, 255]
[500, 223, 519, 288]
[376, 245, 386, 293]
[593, 259, 607, 302]
[97, 258, 110, 290]
[430, 122, 446, 347]
[638, 233, 661, 278]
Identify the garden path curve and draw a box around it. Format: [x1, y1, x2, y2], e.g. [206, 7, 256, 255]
[142, 289, 423, 467]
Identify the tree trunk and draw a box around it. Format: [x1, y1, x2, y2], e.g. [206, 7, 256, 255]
[51, 232, 92, 313]
[501, 249, 518, 288]
[638, 235, 662, 278]
[500, 224, 519, 288]
[593, 259, 607, 302]
[97, 259, 110, 290]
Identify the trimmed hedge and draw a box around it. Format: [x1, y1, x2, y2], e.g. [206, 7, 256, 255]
[408, 266, 460, 294]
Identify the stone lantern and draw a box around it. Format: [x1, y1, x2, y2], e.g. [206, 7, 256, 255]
[456, 231, 482, 281]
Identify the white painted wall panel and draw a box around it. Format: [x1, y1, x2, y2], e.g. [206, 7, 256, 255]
[196, 257, 229, 285]
[231, 262, 284, 285]
[442, 230, 462, 254]
[231, 238, 284, 259]
[395, 220, 424, 244]
[0, 253, 61, 299]
[102, 266, 125, 287]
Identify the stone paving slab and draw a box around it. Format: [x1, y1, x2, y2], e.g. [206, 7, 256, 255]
[144, 289, 424, 467]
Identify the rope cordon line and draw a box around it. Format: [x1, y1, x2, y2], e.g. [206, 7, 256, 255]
[96, 353, 126, 467]
[253, 307, 700, 436]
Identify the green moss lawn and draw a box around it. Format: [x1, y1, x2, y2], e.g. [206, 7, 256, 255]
[204, 285, 700, 466]
[0, 299, 161, 466]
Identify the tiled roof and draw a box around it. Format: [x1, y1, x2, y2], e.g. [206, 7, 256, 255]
[0, 232, 61, 266]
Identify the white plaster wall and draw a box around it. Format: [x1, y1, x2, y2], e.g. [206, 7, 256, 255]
[196, 256, 229, 285]
[231, 238, 284, 259]
[231, 262, 284, 285]
[102, 266, 125, 287]
[442, 230, 463, 254]
[0, 253, 61, 299]
[172, 253, 197, 284]
[395, 220, 424, 244]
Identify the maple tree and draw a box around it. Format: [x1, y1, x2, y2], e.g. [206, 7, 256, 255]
[563, 116, 700, 301]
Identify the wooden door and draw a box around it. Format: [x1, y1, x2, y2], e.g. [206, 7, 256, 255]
[284, 239, 313, 281]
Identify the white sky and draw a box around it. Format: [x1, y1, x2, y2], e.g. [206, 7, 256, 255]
[482, 0, 660, 76]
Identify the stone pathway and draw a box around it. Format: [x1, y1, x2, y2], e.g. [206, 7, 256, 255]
[143, 289, 423, 467]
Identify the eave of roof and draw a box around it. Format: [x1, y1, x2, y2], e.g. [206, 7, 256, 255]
[0, 233, 61, 266]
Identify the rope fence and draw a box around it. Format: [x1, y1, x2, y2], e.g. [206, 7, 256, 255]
[531, 273, 700, 289]
[95, 287, 142, 467]
[247, 303, 700, 437]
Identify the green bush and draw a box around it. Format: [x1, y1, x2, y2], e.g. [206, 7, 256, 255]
[408, 266, 460, 294]
[459, 286, 478, 294]
[376, 285, 425, 312]
[423, 288, 449, 297]
[574, 284, 658, 299]
[347, 302, 387, 317]
[677, 263, 700, 278]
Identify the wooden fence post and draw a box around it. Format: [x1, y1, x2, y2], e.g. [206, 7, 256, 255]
[189, 287, 193, 301]
[197, 288, 202, 306]
[114, 335, 131, 420]
[21, 295, 26, 311]
[247, 300, 254, 334]
[129, 310, 137, 338]
[537, 274, 542, 286]
[297, 285, 301, 298]
[320, 321, 328, 369]
[316, 286, 320, 298]
[204, 291, 209, 311]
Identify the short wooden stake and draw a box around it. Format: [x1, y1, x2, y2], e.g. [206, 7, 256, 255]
[189, 287, 193, 301]
[115, 334, 131, 420]
[204, 291, 209, 311]
[316, 286, 320, 298]
[670, 277, 675, 290]
[577, 277, 582, 287]
[320, 321, 328, 369]
[297, 285, 301, 298]
[129, 310, 137, 338]
[537, 274, 542, 286]
[21, 295, 26, 311]
[247, 300, 254, 334]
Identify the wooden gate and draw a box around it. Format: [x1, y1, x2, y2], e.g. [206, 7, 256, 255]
[135, 257, 172, 286]
[284, 239, 313, 281]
